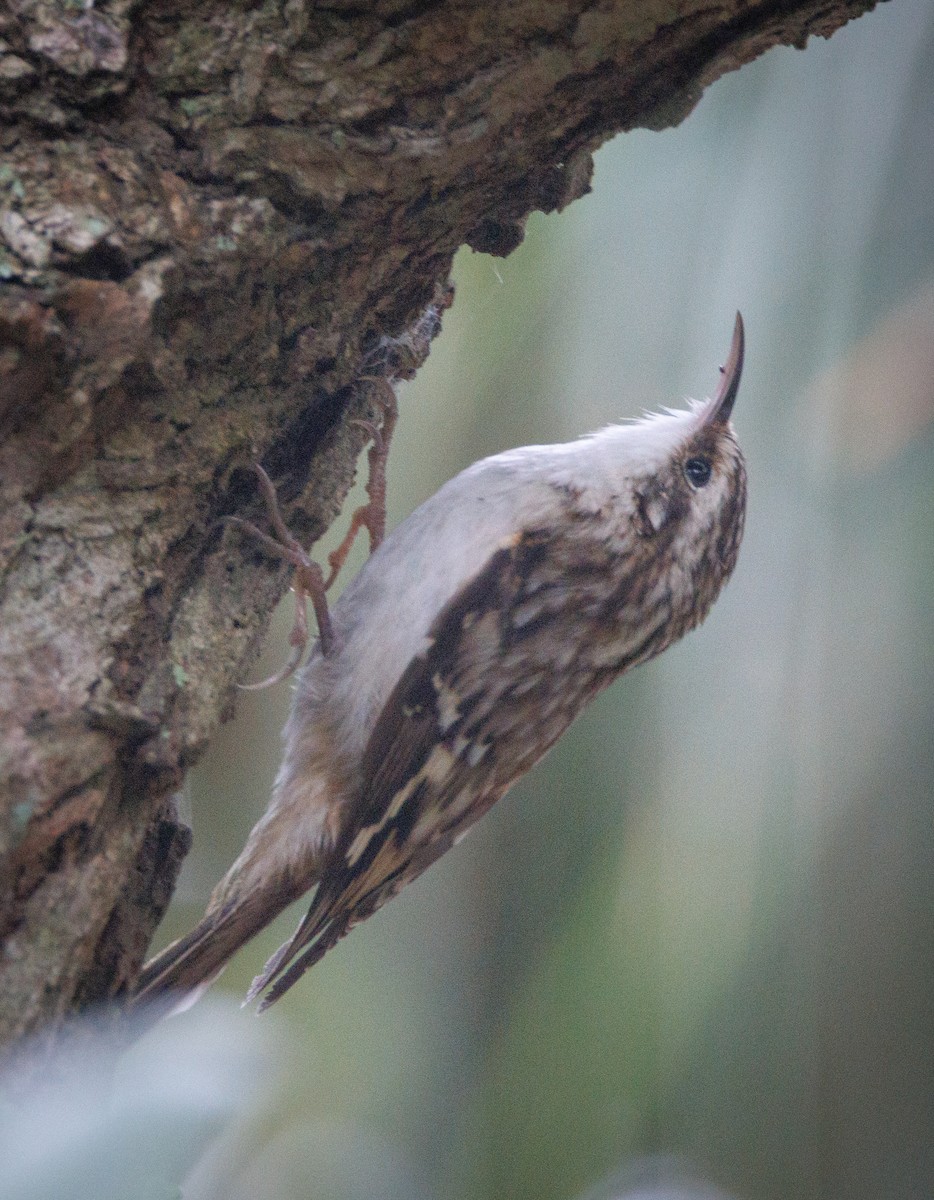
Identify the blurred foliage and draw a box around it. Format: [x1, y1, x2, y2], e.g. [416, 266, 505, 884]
[0, 1001, 278, 1200]
[8, 2, 933, 1198]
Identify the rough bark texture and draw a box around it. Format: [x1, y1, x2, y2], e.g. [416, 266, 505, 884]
[0, 0, 877, 1051]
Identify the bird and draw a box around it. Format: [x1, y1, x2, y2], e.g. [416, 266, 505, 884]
[135, 313, 747, 1011]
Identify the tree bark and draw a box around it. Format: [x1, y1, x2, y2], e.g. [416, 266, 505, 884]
[0, 0, 877, 1050]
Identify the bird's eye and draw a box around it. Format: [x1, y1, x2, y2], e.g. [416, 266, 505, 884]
[684, 457, 712, 488]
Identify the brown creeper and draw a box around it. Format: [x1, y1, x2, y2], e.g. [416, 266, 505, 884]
[136, 315, 747, 1011]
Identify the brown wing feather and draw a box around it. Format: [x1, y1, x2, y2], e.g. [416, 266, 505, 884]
[248, 538, 520, 1006]
[252, 522, 633, 1007]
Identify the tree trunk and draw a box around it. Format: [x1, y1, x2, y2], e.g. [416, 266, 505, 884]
[0, 0, 877, 1051]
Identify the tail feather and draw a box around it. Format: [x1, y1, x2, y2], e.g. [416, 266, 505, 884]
[254, 918, 347, 1011]
[133, 886, 293, 1007]
[244, 897, 332, 1006]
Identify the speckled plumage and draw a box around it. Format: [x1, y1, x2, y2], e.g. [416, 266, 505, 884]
[135, 315, 747, 1011]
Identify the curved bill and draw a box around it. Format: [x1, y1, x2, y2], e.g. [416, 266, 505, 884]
[701, 311, 744, 426]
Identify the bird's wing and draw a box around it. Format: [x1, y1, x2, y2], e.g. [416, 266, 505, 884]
[248, 521, 623, 1007]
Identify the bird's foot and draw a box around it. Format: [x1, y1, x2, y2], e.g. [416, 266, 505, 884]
[323, 379, 398, 589]
[225, 463, 334, 688]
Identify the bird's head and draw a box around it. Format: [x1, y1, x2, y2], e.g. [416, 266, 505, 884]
[626, 314, 746, 579]
[576, 313, 747, 635]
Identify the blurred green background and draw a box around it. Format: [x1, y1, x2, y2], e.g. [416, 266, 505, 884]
[68, 2, 934, 1198]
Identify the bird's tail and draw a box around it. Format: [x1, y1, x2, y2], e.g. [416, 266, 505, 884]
[132, 882, 298, 1009]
